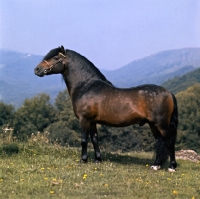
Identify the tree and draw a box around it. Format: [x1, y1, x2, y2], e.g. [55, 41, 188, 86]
[98, 124, 155, 152]
[0, 102, 15, 128]
[54, 89, 80, 131]
[176, 84, 200, 152]
[13, 93, 57, 140]
[46, 90, 80, 146]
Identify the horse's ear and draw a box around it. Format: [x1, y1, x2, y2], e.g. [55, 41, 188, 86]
[60, 45, 65, 54]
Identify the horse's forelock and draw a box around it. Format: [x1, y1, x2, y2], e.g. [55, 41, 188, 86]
[43, 47, 61, 61]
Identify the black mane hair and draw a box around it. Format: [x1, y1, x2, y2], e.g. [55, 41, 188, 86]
[43, 47, 61, 61]
[66, 50, 113, 85]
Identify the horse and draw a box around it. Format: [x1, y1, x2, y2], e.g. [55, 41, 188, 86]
[34, 46, 178, 172]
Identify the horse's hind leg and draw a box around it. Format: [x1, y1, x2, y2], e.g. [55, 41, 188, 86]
[90, 123, 102, 163]
[149, 124, 169, 170]
[160, 128, 177, 172]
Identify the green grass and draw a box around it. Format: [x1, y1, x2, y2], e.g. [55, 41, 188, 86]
[0, 142, 199, 199]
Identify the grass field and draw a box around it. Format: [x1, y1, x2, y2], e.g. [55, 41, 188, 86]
[0, 136, 199, 199]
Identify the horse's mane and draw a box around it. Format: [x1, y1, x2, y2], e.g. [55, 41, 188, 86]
[43, 47, 61, 61]
[66, 50, 112, 85]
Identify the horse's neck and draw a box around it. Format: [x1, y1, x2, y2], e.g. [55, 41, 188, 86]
[62, 62, 100, 97]
[62, 50, 112, 97]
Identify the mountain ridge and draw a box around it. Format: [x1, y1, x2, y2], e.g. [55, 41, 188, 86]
[102, 48, 200, 87]
[161, 67, 200, 94]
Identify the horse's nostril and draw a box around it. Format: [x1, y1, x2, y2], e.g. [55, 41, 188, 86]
[35, 67, 40, 73]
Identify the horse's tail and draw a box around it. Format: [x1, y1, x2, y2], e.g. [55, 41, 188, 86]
[170, 93, 178, 133]
[155, 93, 178, 166]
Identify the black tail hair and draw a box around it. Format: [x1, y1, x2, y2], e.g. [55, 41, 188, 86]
[154, 137, 169, 165]
[154, 93, 178, 166]
[170, 93, 178, 132]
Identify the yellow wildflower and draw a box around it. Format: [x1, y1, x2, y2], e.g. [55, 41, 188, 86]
[83, 174, 87, 179]
[104, 184, 108, 187]
[50, 190, 54, 194]
[172, 190, 178, 195]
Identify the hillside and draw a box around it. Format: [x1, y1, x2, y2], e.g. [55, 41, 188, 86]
[103, 48, 200, 87]
[1, 48, 200, 107]
[161, 67, 200, 94]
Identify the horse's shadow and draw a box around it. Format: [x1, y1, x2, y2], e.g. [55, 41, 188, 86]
[87, 151, 171, 170]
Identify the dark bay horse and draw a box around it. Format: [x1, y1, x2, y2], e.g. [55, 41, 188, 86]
[34, 46, 178, 172]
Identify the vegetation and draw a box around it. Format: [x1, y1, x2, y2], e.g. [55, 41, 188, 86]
[0, 134, 199, 199]
[162, 67, 200, 94]
[175, 84, 200, 152]
[0, 102, 15, 127]
[12, 94, 57, 140]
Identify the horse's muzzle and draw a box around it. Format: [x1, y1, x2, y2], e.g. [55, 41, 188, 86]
[34, 66, 45, 77]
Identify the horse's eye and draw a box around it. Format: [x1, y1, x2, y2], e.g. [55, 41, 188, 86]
[54, 56, 59, 60]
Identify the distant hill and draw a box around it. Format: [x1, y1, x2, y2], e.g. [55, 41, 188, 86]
[102, 48, 200, 87]
[0, 48, 200, 107]
[161, 67, 200, 94]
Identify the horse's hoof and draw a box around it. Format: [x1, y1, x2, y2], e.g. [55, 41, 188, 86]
[80, 159, 87, 163]
[168, 168, 176, 172]
[94, 159, 102, 163]
[151, 165, 161, 171]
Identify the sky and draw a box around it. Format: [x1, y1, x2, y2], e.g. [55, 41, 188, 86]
[0, 0, 200, 70]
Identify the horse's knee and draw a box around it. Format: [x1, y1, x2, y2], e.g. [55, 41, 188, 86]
[91, 136, 98, 145]
[81, 138, 88, 147]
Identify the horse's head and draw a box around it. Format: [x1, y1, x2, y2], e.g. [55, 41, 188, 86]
[34, 45, 66, 77]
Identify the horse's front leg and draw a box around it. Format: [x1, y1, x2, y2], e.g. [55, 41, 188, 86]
[90, 123, 102, 163]
[80, 119, 90, 163]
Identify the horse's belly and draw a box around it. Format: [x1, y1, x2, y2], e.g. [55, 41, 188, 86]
[96, 108, 145, 127]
